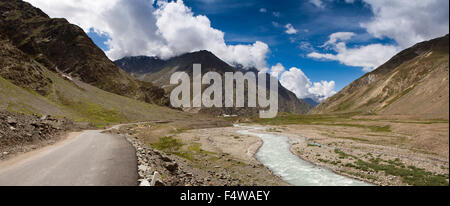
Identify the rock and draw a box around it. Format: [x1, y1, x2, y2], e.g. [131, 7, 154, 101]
[139, 179, 151, 186]
[7, 117, 17, 125]
[160, 155, 172, 162]
[138, 164, 150, 172]
[164, 162, 178, 172]
[154, 180, 165, 186]
[2, 152, 9, 155]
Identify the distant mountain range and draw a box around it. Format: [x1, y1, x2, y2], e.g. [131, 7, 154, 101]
[301, 98, 320, 107]
[311, 34, 449, 120]
[115, 51, 313, 116]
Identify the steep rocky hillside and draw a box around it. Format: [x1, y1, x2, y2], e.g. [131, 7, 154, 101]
[0, 0, 166, 105]
[1, 26, 187, 128]
[115, 51, 312, 116]
[311, 34, 449, 120]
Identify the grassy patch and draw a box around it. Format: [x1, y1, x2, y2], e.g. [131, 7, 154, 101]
[334, 149, 356, 159]
[334, 149, 448, 185]
[151, 137, 217, 162]
[58, 94, 126, 128]
[253, 113, 391, 133]
[151, 136, 194, 160]
[253, 113, 355, 125]
[151, 136, 185, 153]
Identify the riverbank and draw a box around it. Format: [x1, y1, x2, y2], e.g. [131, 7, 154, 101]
[109, 121, 287, 186]
[251, 114, 449, 186]
[110, 115, 449, 186]
[236, 125, 370, 186]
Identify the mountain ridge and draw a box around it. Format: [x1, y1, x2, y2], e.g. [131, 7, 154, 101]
[115, 50, 313, 115]
[311, 34, 449, 120]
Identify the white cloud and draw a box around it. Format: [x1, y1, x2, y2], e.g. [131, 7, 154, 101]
[284, 24, 298, 35]
[309, 0, 324, 8]
[269, 63, 285, 78]
[321, 32, 355, 47]
[307, 0, 448, 72]
[308, 32, 399, 72]
[269, 64, 336, 102]
[24, 0, 270, 70]
[361, 0, 449, 48]
[259, 8, 267, 13]
[298, 41, 314, 52]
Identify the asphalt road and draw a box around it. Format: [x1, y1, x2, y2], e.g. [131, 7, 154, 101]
[0, 130, 138, 186]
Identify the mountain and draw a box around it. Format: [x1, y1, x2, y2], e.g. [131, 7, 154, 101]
[0, 32, 187, 127]
[0, 0, 167, 105]
[302, 98, 320, 107]
[115, 50, 312, 116]
[311, 34, 449, 120]
[0, 0, 190, 127]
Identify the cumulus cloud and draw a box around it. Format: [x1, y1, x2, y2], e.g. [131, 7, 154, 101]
[269, 64, 336, 102]
[307, 1, 448, 72]
[259, 8, 267, 13]
[284, 24, 298, 35]
[25, 0, 269, 70]
[321, 32, 355, 47]
[361, 0, 449, 48]
[308, 32, 399, 72]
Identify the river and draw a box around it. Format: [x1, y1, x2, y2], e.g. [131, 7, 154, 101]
[236, 125, 371, 186]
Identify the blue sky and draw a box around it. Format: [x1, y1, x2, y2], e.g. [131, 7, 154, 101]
[28, 0, 447, 101]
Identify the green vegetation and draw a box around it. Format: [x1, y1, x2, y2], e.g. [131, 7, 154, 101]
[151, 137, 216, 162]
[254, 113, 391, 133]
[56, 91, 126, 128]
[334, 149, 355, 159]
[335, 149, 449, 186]
[2, 67, 187, 127]
[151, 136, 193, 160]
[151, 136, 185, 153]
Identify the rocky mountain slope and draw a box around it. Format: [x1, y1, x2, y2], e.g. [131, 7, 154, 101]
[115, 50, 313, 116]
[0, 0, 166, 105]
[0, 1, 189, 127]
[311, 34, 449, 120]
